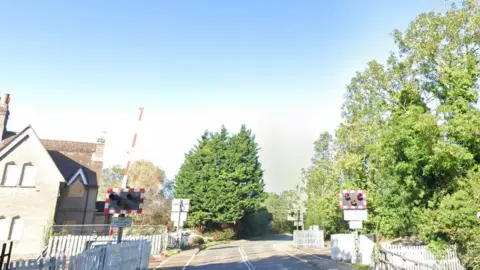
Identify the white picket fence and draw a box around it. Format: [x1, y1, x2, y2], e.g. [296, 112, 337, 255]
[5, 240, 150, 270]
[2, 256, 67, 269]
[382, 244, 465, 270]
[46, 234, 166, 258]
[293, 227, 324, 248]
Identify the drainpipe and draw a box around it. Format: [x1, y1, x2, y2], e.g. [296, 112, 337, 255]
[82, 187, 90, 235]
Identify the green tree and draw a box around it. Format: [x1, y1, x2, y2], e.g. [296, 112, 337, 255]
[174, 125, 265, 232]
[303, 1, 480, 267]
[264, 191, 297, 233]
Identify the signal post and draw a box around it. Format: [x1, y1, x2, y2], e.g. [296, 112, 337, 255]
[339, 189, 367, 264]
[104, 188, 145, 243]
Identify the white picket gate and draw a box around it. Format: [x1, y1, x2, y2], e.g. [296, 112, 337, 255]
[293, 227, 324, 248]
[381, 244, 465, 270]
[3, 256, 67, 270]
[46, 234, 165, 258]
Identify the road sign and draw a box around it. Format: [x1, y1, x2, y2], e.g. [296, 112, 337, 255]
[294, 221, 304, 227]
[171, 211, 188, 225]
[172, 199, 190, 212]
[111, 216, 133, 228]
[104, 188, 145, 215]
[344, 209, 368, 221]
[339, 190, 367, 209]
[349, 220, 363, 229]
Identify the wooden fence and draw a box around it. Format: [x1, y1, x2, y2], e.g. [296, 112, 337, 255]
[46, 234, 166, 258]
[379, 245, 465, 270]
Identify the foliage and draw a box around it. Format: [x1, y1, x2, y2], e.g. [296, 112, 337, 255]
[264, 191, 297, 233]
[188, 234, 205, 246]
[237, 209, 271, 238]
[212, 228, 236, 241]
[303, 1, 480, 267]
[97, 165, 123, 200]
[174, 125, 265, 231]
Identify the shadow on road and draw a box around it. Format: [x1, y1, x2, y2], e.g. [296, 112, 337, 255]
[244, 234, 293, 242]
[156, 254, 320, 269]
[155, 251, 352, 269]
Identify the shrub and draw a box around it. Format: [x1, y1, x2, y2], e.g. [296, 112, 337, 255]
[212, 228, 236, 241]
[188, 234, 205, 246]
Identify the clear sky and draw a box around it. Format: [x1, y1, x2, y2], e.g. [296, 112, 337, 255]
[0, 1, 446, 192]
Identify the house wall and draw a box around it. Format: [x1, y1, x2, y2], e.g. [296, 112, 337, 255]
[55, 183, 98, 226]
[0, 134, 64, 260]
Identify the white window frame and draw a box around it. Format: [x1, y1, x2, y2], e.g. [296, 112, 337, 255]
[8, 217, 24, 241]
[0, 216, 6, 241]
[20, 163, 36, 187]
[1, 162, 21, 186]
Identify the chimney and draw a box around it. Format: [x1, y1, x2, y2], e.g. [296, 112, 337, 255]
[92, 137, 105, 162]
[0, 94, 10, 140]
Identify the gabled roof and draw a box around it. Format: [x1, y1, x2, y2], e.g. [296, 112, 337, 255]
[0, 125, 66, 183]
[0, 126, 102, 187]
[41, 139, 102, 187]
[66, 168, 88, 186]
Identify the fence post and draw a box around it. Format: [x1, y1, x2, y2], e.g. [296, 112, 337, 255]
[49, 256, 56, 270]
[0, 243, 6, 270]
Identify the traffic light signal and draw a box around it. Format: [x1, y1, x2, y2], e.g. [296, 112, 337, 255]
[339, 190, 367, 209]
[105, 188, 145, 214]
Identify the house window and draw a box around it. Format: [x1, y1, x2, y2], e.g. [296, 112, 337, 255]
[8, 217, 24, 241]
[67, 178, 85, 198]
[2, 163, 20, 186]
[20, 164, 36, 187]
[0, 216, 6, 241]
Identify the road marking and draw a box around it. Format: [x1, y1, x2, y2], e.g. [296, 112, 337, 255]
[182, 252, 197, 270]
[238, 246, 255, 270]
[154, 256, 172, 269]
[275, 247, 309, 263]
[294, 248, 327, 260]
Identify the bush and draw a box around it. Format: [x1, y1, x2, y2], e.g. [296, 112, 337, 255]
[212, 228, 236, 241]
[188, 234, 205, 246]
[238, 210, 271, 238]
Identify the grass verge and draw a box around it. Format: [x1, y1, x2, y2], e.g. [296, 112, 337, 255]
[166, 248, 182, 257]
[199, 241, 230, 250]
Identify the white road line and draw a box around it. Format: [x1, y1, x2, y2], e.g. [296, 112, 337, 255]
[182, 252, 197, 270]
[155, 256, 172, 269]
[294, 248, 327, 260]
[275, 247, 309, 263]
[238, 247, 255, 269]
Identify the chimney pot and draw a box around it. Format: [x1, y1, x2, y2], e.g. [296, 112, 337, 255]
[93, 137, 105, 162]
[3, 94, 10, 105]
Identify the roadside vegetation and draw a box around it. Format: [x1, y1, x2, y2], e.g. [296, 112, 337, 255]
[301, 1, 480, 268]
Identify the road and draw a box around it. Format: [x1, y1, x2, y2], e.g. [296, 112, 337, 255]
[155, 235, 353, 270]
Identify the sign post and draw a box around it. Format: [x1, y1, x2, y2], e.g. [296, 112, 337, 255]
[339, 189, 367, 264]
[171, 199, 190, 247]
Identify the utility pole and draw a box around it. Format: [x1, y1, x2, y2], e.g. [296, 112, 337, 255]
[117, 107, 144, 244]
[296, 210, 300, 231]
[177, 200, 184, 247]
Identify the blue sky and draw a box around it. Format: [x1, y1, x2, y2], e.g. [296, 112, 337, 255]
[0, 1, 446, 192]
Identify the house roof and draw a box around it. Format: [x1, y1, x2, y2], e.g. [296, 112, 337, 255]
[41, 139, 102, 187]
[0, 126, 66, 183]
[0, 126, 103, 187]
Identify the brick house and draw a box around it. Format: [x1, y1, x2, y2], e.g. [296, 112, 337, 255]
[0, 94, 108, 259]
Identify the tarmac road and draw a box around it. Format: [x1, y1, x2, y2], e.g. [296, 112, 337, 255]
[156, 235, 353, 270]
